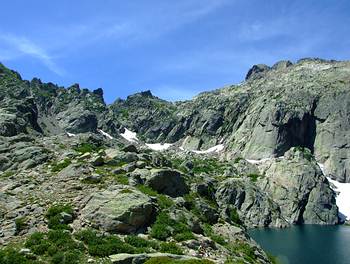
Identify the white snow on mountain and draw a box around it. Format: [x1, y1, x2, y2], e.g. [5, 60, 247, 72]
[318, 163, 350, 221]
[97, 129, 113, 140]
[120, 128, 138, 142]
[192, 144, 224, 154]
[146, 143, 172, 151]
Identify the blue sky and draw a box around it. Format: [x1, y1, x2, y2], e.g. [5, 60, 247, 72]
[0, 0, 349, 103]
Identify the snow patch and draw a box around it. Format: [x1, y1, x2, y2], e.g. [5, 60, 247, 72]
[66, 132, 76, 137]
[120, 128, 138, 142]
[246, 158, 272, 164]
[97, 129, 113, 140]
[246, 157, 284, 164]
[318, 163, 350, 221]
[327, 177, 350, 221]
[146, 143, 172, 151]
[192, 144, 224, 154]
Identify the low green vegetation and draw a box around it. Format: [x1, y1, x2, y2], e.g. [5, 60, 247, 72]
[114, 173, 129, 185]
[202, 224, 227, 246]
[159, 242, 183, 255]
[229, 208, 242, 225]
[228, 242, 257, 263]
[150, 212, 194, 242]
[294, 146, 313, 161]
[46, 204, 74, 230]
[25, 230, 83, 264]
[73, 143, 101, 154]
[0, 247, 40, 264]
[192, 158, 226, 175]
[247, 173, 260, 182]
[15, 217, 27, 234]
[124, 235, 159, 253]
[137, 185, 158, 196]
[137, 185, 174, 209]
[51, 158, 71, 172]
[75, 229, 134, 257]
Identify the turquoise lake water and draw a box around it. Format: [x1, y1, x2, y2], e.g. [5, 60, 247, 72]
[248, 225, 350, 264]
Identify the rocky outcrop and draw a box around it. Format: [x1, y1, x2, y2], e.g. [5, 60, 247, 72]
[215, 178, 288, 228]
[81, 187, 156, 234]
[108, 59, 350, 183]
[258, 148, 339, 225]
[144, 169, 189, 197]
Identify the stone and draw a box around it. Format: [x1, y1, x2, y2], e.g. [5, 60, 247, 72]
[81, 187, 156, 233]
[122, 144, 139, 153]
[145, 169, 189, 197]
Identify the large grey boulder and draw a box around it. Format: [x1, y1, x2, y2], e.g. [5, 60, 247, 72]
[145, 169, 189, 197]
[81, 187, 156, 234]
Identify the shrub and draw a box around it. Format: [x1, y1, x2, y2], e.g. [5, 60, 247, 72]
[46, 204, 74, 230]
[51, 158, 71, 172]
[150, 212, 194, 242]
[157, 194, 174, 209]
[0, 248, 38, 264]
[15, 217, 27, 234]
[174, 231, 195, 242]
[229, 208, 242, 225]
[75, 229, 135, 257]
[159, 242, 183, 255]
[74, 143, 100, 154]
[115, 173, 129, 185]
[229, 242, 257, 262]
[25, 230, 82, 264]
[247, 173, 259, 182]
[137, 185, 158, 196]
[202, 224, 227, 246]
[124, 235, 158, 250]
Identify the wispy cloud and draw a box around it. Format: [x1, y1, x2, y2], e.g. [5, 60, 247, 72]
[51, 0, 229, 48]
[0, 34, 65, 76]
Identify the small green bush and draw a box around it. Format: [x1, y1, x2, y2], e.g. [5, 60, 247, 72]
[247, 173, 259, 182]
[159, 242, 183, 255]
[174, 231, 195, 242]
[75, 229, 135, 257]
[15, 217, 27, 234]
[74, 143, 100, 154]
[202, 224, 227, 246]
[51, 158, 71, 172]
[0, 248, 39, 264]
[229, 208, 242, 225]
[25, 230, 82, 264]
[157, 194, 174, 209]
[137, 185, 158, 196]
[115, 173, 129, 185]
[229, 242, 257, 262]
[46, 204, 74, 230]
[150, 212, 194, 242]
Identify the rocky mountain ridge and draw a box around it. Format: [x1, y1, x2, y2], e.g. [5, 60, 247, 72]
[0, 58, 348, 264]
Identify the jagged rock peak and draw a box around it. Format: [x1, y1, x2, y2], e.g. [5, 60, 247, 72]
[127, 90, 154, 99]
[245, 64, 271, 80]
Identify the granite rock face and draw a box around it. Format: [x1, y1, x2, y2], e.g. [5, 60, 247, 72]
[258, 148, 339, 225]
[81, 187, 156, 234]
[109, 59, 350, 182]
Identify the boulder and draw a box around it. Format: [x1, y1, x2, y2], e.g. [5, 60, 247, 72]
[145, 169, 189, 197]
[81, 187, 156, 234]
